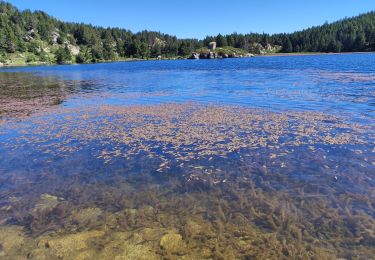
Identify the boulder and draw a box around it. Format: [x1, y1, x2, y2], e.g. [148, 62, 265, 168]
[0, 226, 26, 255]
[100, 231, 160, 260]
[229, 53, 239, 58]
[208, 52, 216, 59]
[184, 220, 202, 238]
[189, 52, 200, 59]
[33, 194, 62, 213]
[199, 53, 208, 59]
[71, 207, 102, 227]
[36, 230, 105, 259]
[159, 231, 186, 254]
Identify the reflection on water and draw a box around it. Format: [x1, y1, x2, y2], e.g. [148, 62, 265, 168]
[0, 73, 103, 119]
[2, 54, 375, 116]
[0, 54, 374, 259]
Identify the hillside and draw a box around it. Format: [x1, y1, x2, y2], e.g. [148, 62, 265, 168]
[204, 12, 375, 53]
[0, 1, 374, 66]
[0, 1, 202, 65]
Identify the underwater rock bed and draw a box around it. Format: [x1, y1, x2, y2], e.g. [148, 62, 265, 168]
[0, 172, 374, 259]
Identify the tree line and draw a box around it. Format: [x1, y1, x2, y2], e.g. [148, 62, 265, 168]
[0, 1, 202, 64]
[204, 12, 375, 53]
[1, 1, 374, 64]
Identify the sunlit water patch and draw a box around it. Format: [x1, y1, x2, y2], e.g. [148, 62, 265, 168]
[0, 54, 374, 259]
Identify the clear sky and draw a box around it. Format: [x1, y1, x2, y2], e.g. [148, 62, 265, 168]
[6, 0, 375, 39]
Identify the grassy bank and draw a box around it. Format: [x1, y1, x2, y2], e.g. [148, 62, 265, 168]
[0, 52, 187, 67]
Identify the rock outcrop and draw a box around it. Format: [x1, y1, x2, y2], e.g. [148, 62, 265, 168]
[67, 44, 80, 55]
[199, 52, 218, 59]
[23, 29, 35, 42]
[51, 31, 60, 44]
[189, 51, 254, 60]
[190, 52, 200, 59]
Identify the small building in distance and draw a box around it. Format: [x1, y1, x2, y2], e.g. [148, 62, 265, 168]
[208, 42, 217, 50]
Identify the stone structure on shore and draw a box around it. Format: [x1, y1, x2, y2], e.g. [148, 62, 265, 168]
[208, 42, 217, 50]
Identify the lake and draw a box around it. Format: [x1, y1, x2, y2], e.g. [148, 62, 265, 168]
[0, 54, 374, 259]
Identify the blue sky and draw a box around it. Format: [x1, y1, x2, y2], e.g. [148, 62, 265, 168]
[7, 0, 375, 39]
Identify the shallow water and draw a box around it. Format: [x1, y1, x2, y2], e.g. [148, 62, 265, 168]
[0, 54, 374, 259]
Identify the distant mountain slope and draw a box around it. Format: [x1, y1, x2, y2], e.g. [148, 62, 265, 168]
[0, 1, 202, 64]
[0, 1, 374, 65]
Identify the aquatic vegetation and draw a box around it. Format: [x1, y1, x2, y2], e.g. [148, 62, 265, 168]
[316, 70, 375, 83]
[3, 103, 372, 165]
[3, 170, 375, 259]
[0, 102, 373, 259]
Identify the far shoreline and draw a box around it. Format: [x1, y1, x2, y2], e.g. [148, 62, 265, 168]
[1, 51, 374, 68]
[258, 51, 375, 57]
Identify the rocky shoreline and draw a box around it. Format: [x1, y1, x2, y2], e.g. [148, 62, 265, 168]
[189, 51, 254, 60]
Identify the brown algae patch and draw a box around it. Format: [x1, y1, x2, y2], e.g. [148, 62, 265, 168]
[316, 70, 375, 83]
[3, 103, 372, 165]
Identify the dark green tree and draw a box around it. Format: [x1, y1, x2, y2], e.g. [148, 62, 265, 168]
[353, 31, 366, 51]
[215, 34, 227, 47]
[55, 45, 71, 64]
[282, 37, 293, 53]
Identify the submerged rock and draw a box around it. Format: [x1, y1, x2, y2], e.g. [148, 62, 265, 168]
[113, 242, 159, 260]
[184, 220, 202, 238]
[137, 227, 163, 242]
[71, 207, 102, 227]
[100, 231, 160, 260]
[35, 230, 105, 259]
[33, 194, 63, 213]
[0, 225, 27, 256]
[159, 231, 186, 254]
